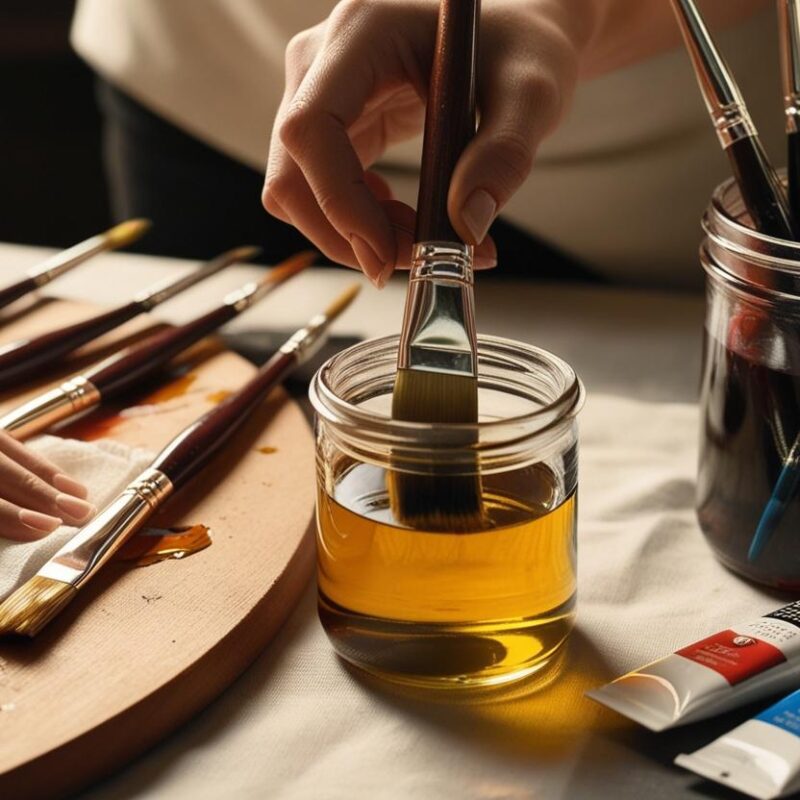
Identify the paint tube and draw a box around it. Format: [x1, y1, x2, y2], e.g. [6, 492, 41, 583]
[676, 687, 800, 799]
[585, 601, 800, 732]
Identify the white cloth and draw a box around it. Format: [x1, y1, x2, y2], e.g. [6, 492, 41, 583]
[0, 436, 154, 601]
[80, 394, 785, 800]
[70, 2, 783, 288]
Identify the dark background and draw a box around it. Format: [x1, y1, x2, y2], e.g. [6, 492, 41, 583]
[0, 1, 109, 248]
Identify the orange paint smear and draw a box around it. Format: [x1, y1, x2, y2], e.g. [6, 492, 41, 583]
[206, 389, 232, 404]
[60, 372, 201, 441]
[145, 373, 197, 403]
[117, 524, 212, 567]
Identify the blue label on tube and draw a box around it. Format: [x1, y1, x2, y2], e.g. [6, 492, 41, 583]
[757, 689, 800, 736]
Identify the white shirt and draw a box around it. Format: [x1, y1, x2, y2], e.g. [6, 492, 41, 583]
[72, 1, 783, 289]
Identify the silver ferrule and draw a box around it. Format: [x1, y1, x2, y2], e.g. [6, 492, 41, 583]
[780, 1, 800, 133]
[30, 235, 106, 287]
[39, 468, 173, 589]
[223, 281, 261, 312]
[0, 376, 101, 440]
[279, 313, 329, 365]
[397, 241, 477, 376]
[671, 0, 756, 147]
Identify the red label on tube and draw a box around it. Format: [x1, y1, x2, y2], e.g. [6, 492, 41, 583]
[677, 629, 786, 685]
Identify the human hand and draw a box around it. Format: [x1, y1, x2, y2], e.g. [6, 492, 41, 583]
[0, 431, 95, 541]
[263, 0, 593, 286]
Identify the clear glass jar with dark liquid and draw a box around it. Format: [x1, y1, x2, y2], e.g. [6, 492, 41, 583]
[699, 177, 800, 588]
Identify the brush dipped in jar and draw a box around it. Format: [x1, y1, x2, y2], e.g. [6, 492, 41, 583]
[310, 335, 584, 689]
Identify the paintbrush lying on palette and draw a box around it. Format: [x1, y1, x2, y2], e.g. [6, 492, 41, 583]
[0, 284, 360, 637]
[0, 251, 316, 440]
[0, 245, 260, 390]
[0, 219, 151, 315]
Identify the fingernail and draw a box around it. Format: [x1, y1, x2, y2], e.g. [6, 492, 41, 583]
[461, 189, 497, 244]
[55, 494, 96, 522]
[19, 509, 62, 534]
[475, 253, 498, 269]
[53, 473, 89, 499]
[350, 235, 386, 287]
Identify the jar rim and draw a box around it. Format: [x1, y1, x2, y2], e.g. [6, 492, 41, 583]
[309, 334, 584, 460]
[705, 175, 800, 270]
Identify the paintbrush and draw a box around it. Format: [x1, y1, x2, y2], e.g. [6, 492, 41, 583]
[0, 219, 151, 314]
[749, 434, 800, 561]
[670, 0, 798, 240]
[0, 251, 316, 440]
[0, 245, 260, 390]
[780, 0, 800, 224]
[389, 0, 484, 530]
[0, 283, 360, 637]
[751, 2, 800, 560]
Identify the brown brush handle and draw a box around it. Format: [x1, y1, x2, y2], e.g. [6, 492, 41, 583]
[415, 0, 480, 242]
[0, 277, 38, 313]
[152, 350, 296, 489]
[0, 300, 142, 389]
[87, 303, 238, 398]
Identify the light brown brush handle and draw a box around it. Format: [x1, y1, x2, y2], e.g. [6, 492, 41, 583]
[415, 0, 480, 242]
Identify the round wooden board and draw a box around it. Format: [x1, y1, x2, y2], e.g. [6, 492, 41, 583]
[0, 298, 316, 799]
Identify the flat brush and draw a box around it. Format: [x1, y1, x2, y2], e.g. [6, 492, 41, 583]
[0, 245, 260, 390]
[0, 251, 316, 440]
[390, 0, 484, 530]
[0, 283, 360, 637]
[0, 219, 151, 314]
[670, 0, 798, 240]
[779, 0, 800, 224]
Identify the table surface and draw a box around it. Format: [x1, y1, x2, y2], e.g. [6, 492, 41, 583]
[0, 243, 781, 800]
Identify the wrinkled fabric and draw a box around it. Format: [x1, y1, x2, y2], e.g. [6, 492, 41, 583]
[83, 395, 784, 799]
[0, 435, 153, 600]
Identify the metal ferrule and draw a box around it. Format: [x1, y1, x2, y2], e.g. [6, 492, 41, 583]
[0, 376, 101, 439]
[30, 236, 105, 286]
[38, 468, 173, 589]
[671, 0, 757, 148]
[780, 1, 800, 133]
[223, 281, 261, 313]
[397, 241, 477, 376]
[279, 313, 329, 365]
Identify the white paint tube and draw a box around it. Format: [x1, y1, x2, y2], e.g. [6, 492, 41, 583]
[676, 687, 800, 799]
[586, 601, 800, 732]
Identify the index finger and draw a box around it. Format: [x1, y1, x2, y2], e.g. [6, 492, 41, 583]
[277, 22, 410, 280]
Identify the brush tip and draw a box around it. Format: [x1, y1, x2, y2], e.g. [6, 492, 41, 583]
[225, 245, 263, 264]
[389, 368, 484, 530]
[266, 250, 318, 284]
[324, 283, 361, 322]
[105, 218, 152, 248]
[0, 576, 77, 637]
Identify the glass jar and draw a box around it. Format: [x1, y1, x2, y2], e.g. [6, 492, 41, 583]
[309, 334, 584, 689]
[699, 177, 800, 589]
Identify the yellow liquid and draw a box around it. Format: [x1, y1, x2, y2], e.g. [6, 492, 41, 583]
[317, 463, 577, 688]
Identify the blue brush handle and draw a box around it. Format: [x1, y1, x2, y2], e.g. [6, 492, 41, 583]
[750, 436, 800, 561]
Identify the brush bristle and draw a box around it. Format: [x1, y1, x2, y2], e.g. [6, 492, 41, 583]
[104, 218, 152, 248]
[324, 284, 361, 322]
[264, 250, 318, 286]
[0, 576, 77, 637]
[224, 245, 263, 264]
[390, 367, 485, 531]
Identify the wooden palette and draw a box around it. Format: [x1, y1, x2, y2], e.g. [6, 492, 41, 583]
[0, 298, 316, 798]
